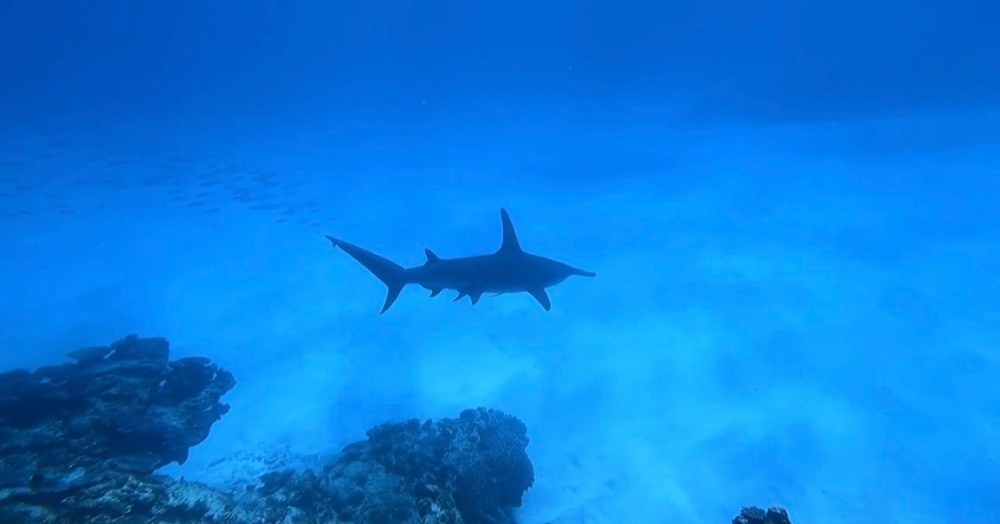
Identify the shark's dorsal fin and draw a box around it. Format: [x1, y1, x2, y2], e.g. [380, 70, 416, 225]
[424, 249, 440, 265]
[498, 208, 522, 253]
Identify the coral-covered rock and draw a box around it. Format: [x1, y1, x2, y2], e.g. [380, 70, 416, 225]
[0, 334, 235, 484]
[0, 334, 802, 524]
[733, 505, 793, 524]
[0, 335, 536, 523]
[319, 407, 534, 523]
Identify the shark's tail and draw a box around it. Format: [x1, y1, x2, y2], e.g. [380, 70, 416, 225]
[325, 235, 409, 314]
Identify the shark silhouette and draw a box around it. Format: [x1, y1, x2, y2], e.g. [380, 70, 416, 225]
[325, 208, 595, 313]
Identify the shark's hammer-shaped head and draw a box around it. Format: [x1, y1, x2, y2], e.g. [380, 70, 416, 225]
[528, 256, 596, 287]
[496, 208, 596, 287]
[563, 262, 598, 280]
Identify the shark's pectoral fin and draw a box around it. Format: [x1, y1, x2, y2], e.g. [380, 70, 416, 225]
[527, 288, 551, 311]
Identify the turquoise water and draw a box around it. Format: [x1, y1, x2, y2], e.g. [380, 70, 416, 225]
[2, 2, 999, 522]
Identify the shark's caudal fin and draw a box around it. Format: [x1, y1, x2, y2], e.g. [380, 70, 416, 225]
[325, 235, 408, 314]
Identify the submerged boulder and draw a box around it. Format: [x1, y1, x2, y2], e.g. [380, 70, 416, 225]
[0, 333, 784, 523]
[0, 334, 236, 523]
[0, 335, 535, 523]
[0, 334, 235, 481]
[318, 407, 534, 523]
[733, 505, 793, 524]
[209, 407, 535, 523]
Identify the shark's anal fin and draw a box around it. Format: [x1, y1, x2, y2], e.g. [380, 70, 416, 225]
[424, 249, 440, 265]
[528, 288, 551, 311]
[498, 208, 522, 253]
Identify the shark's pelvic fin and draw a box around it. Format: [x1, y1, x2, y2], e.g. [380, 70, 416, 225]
[429, 288, 442, 297]
[424, 249, 440, 265]
[498, 208, 522, 253]
[326, 235, 408, 314]
[528, 288, 551, 311]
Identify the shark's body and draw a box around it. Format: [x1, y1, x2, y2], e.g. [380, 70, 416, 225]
[326, 208, 595, 313]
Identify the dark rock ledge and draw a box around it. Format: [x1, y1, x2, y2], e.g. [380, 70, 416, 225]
[0, 335, 535, 523]
[733, 506, 793, 524]
[0, 334, 791, 523]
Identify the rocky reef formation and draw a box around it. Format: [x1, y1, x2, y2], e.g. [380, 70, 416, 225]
[0, 334, 236, 522]
[0, 335, 535, 523]
[0, 334, 792, 523]
[0, 334, 234, 480]
[319, 408, 535, 523]
[732, 506, 793, 524]
[215, 407, 535, 523]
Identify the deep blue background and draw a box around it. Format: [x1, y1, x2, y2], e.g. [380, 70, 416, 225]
[3, 0, 998, 127]
[1, 2, 999, 523]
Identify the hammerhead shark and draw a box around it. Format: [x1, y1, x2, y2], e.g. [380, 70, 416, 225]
[325, 208, 595, 313]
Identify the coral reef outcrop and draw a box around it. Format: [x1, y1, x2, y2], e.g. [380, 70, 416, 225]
[0, 333, 792, 523]
[0, 334, 236, 523]
[0, 334, 234, 478]
[732, 505, 793, 524]
[0, 335, 534, 523]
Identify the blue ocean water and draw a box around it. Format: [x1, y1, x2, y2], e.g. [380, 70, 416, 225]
[1, 1, 998, 522]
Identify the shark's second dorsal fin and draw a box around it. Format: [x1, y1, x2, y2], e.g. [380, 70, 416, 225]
[498, 208, 522, 253]
[424, 249, 440, 265]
